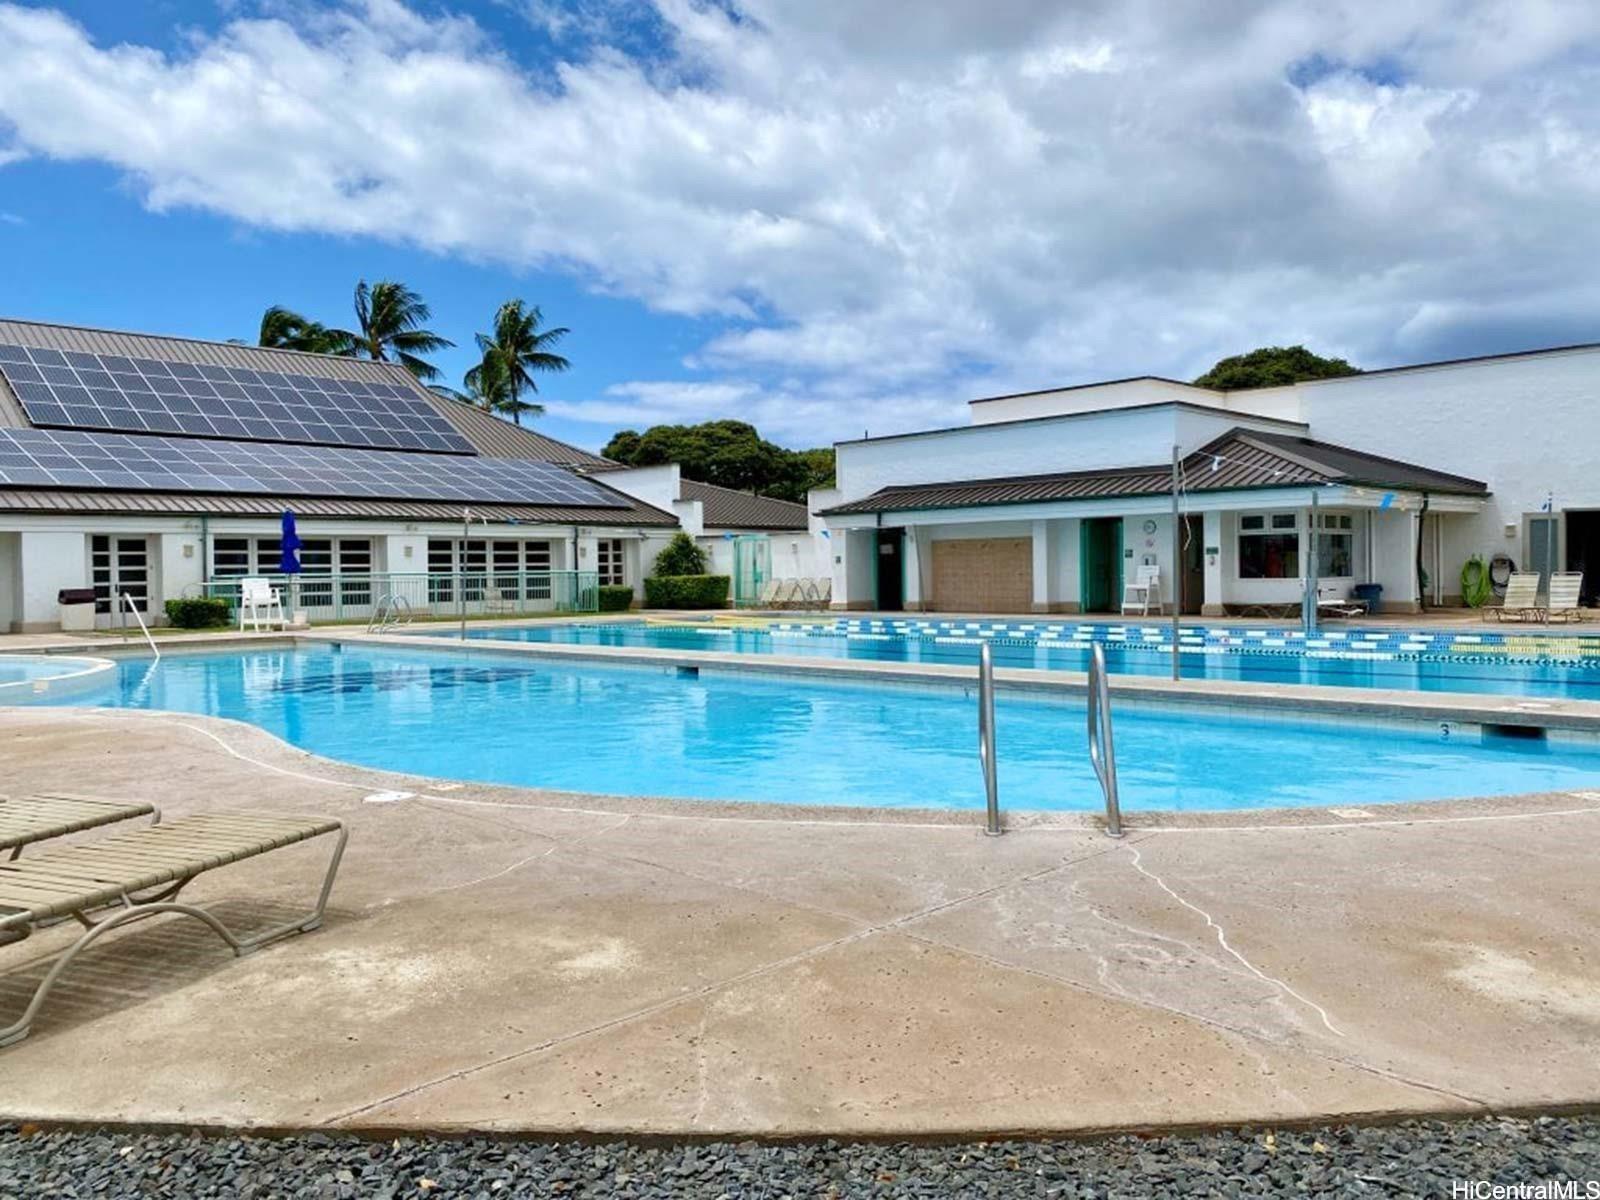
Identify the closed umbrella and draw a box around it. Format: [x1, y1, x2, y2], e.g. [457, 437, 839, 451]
[280, 510, 303, 621]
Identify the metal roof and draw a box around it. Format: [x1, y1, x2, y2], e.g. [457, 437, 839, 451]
[820, 429, 1488, 516]
[681, 479, 809, 530]
[0, 487, 678, 525]
[429, 397, 616, 469]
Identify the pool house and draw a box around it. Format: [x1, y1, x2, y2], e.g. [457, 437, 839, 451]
[0, 318, 680, 632]
[816, 345, 1600, 615]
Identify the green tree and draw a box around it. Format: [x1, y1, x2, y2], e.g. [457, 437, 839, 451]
[335, 280, 454, 381]
[653, 532, 709, 577]
[1192, 345, 1361, 390]
[601, 420, 831, 501]
[256, 305, 355, 356]
[471, 300, 571, 425]
[429, 352, 510, 413]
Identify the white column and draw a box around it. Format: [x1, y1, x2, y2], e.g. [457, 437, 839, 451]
[1201, 510, 1225, 616]
[381, 533, 428, 578]
[903, 527, 924, 611]
[17, 531, 88, 633]
[156, 531, 204, 625]
[830, 528, 874, 611]
[1031, 519, 1057, 613]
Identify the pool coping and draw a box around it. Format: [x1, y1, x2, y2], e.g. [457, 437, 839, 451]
[336, 627, 1600, 733]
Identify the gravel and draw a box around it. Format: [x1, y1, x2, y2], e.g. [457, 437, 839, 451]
[2, 1116, 1597, 1198]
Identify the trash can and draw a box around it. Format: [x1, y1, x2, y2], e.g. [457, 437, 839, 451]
[57, 587, 98, 633]
[1352, 583, 1383, 608]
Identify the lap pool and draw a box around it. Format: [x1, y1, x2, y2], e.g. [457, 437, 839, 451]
[36, 644, 1600, 812]
[431, 618, 1600, 699]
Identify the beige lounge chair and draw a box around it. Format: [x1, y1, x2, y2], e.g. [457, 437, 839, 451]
[0, 811, 346, 1047]
[1, 794, 159, 861]
[1486, 572, 1543, 622]
[1315, 583, 1367, 620]
[1547, 572, 1586, 623]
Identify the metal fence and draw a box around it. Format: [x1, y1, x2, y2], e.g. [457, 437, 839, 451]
[198, 570, 601, 623]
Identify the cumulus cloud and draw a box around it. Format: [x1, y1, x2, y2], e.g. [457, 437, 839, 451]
[0, 0, 1598, 443]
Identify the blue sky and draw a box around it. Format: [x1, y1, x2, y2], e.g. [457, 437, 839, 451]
[1, 1, 1598, 452]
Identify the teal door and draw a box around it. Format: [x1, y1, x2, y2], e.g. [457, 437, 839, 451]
[1079, 518, 1124, 613]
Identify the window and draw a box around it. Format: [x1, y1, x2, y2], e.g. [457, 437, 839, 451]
[1315, 513, 1354, 578]
[210, 536, 370, 611]
[91, 535, 149, 615]
[596, 538, 625, 586]
[1238, 512, 1299, 580]
[428, 538, 553, 602]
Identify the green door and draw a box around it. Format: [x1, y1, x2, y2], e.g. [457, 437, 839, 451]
[1079, 518, 1124, 613]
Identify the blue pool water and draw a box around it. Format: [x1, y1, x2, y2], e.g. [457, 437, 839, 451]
[435, 620, 1600, 699]
[47, 644, 1600, 811]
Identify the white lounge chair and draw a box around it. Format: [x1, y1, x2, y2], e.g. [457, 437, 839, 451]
[1547, 572, 1586, 623]
[756, 579, 783, 608]
[1486, 572, 1543, 623]
[1315, 583, 1367, 619]
[238, 576, 288, 631]
[1121, 566, 1162, 616]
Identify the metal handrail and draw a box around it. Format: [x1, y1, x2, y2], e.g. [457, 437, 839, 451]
[365, 593, 414, 633]
[120, 592, 160, 661]
[1087, 642, 1121, 837]
[978, 642, 1001, 836]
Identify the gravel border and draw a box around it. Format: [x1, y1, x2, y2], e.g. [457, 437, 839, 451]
[3, 1116, 1598, 1198]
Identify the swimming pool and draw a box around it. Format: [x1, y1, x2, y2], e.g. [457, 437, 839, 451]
[39, 644, 1600, 812]
[433, 619, 1600, 699]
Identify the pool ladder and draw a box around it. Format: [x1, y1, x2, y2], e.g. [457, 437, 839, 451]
[977, 640, 1122, 838]
[366, 593, 414, 634]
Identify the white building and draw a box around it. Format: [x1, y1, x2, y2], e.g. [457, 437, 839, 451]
[597, 462, 825, 597]
[817, 344, 1600, 615]
[0, 318, 680, 632]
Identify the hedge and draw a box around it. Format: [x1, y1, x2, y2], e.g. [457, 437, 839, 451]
[643, 574, 730, 609]
[598, 584, 635, 612]
[164, 597, 232, 629]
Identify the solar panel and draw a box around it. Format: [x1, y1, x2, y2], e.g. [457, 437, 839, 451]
[0, 342, 476, 454]
[0, 428, 627, 508]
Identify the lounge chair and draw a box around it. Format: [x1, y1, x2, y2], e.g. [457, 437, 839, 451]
[1486, 571, 1544, 622]
[1121, 566, 1162, 616]
[0, 811, 346, 1047]
[816, 577, 833, 606]
[1315, 583, 1367, 619]
[769, 579, 799, 610]
[1547, 572, 1586, 623]
[756, 579, 783, 609]
[238, 576, 288, 632]
[1, 794, 159, 861]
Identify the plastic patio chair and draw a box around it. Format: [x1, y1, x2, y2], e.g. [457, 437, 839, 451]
[1121, 566, 1162, 616]
[238, 576, 288, 631]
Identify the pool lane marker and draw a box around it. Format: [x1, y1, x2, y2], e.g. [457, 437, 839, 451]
[1125, 843, 1346, 1038]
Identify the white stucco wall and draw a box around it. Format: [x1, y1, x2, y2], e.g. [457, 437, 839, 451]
[834, 404, 1306, 505]
[1302, 347, 1600, 593]
[0, 532, 17, 632]
[17, 530, 88, 632]
[968, 378, 1217, 424]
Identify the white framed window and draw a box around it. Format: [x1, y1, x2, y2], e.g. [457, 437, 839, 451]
[1315, 512, 1355, 578]
[596, 538, 625, 586]
[429, 538, 553, 601]
[91, 535, 150, 615]
[211, 536, 370, 609]
[1237, 512, 1299, 580]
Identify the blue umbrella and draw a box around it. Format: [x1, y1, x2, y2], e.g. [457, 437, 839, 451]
[280, 510, 303, 574]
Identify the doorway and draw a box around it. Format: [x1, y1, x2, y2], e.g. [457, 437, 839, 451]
[875, 528, 904, 611]
[1079, 517, 1123, 613]
[1181, 514, 1204, 615]
[1566, 510, 1600, 606]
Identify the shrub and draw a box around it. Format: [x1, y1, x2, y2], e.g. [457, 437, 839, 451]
[643, 574, 730, 609]
[598, 584, 635, 612]
[652, 532, 708, 577]
[164, 597, 231, 629]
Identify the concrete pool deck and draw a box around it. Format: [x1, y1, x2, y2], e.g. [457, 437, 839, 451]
[2, 705, 1599, 1137]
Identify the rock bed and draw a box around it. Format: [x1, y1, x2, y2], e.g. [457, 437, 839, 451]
[2, 1116, 1597, 1198]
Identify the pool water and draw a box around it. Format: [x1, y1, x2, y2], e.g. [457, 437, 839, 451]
[435, 621, 1600, 700]
[51, 644, 1600, 812]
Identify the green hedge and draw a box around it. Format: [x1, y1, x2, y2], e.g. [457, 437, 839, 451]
[643, 574, 730, 609]
[598, 584, 635, 612]
[164, 597, 232, 629]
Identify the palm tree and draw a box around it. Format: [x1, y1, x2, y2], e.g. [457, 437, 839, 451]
[472, 300, 570, 425]
[257, 305, 355, 356]
[433, 352, 510, 413]
[336, 280, 453, 381]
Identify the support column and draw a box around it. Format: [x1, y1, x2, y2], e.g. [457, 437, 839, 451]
[830, 528, 875, 611]
[1201, 510, 1225, 616]
[156, 531, 204, 625]
[902, 528, 924, 611]
[1031, 519, 1058, 613]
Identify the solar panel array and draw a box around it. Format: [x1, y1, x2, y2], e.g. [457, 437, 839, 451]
[0, 428, 628, 508]
[0, 342, 475, 454]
